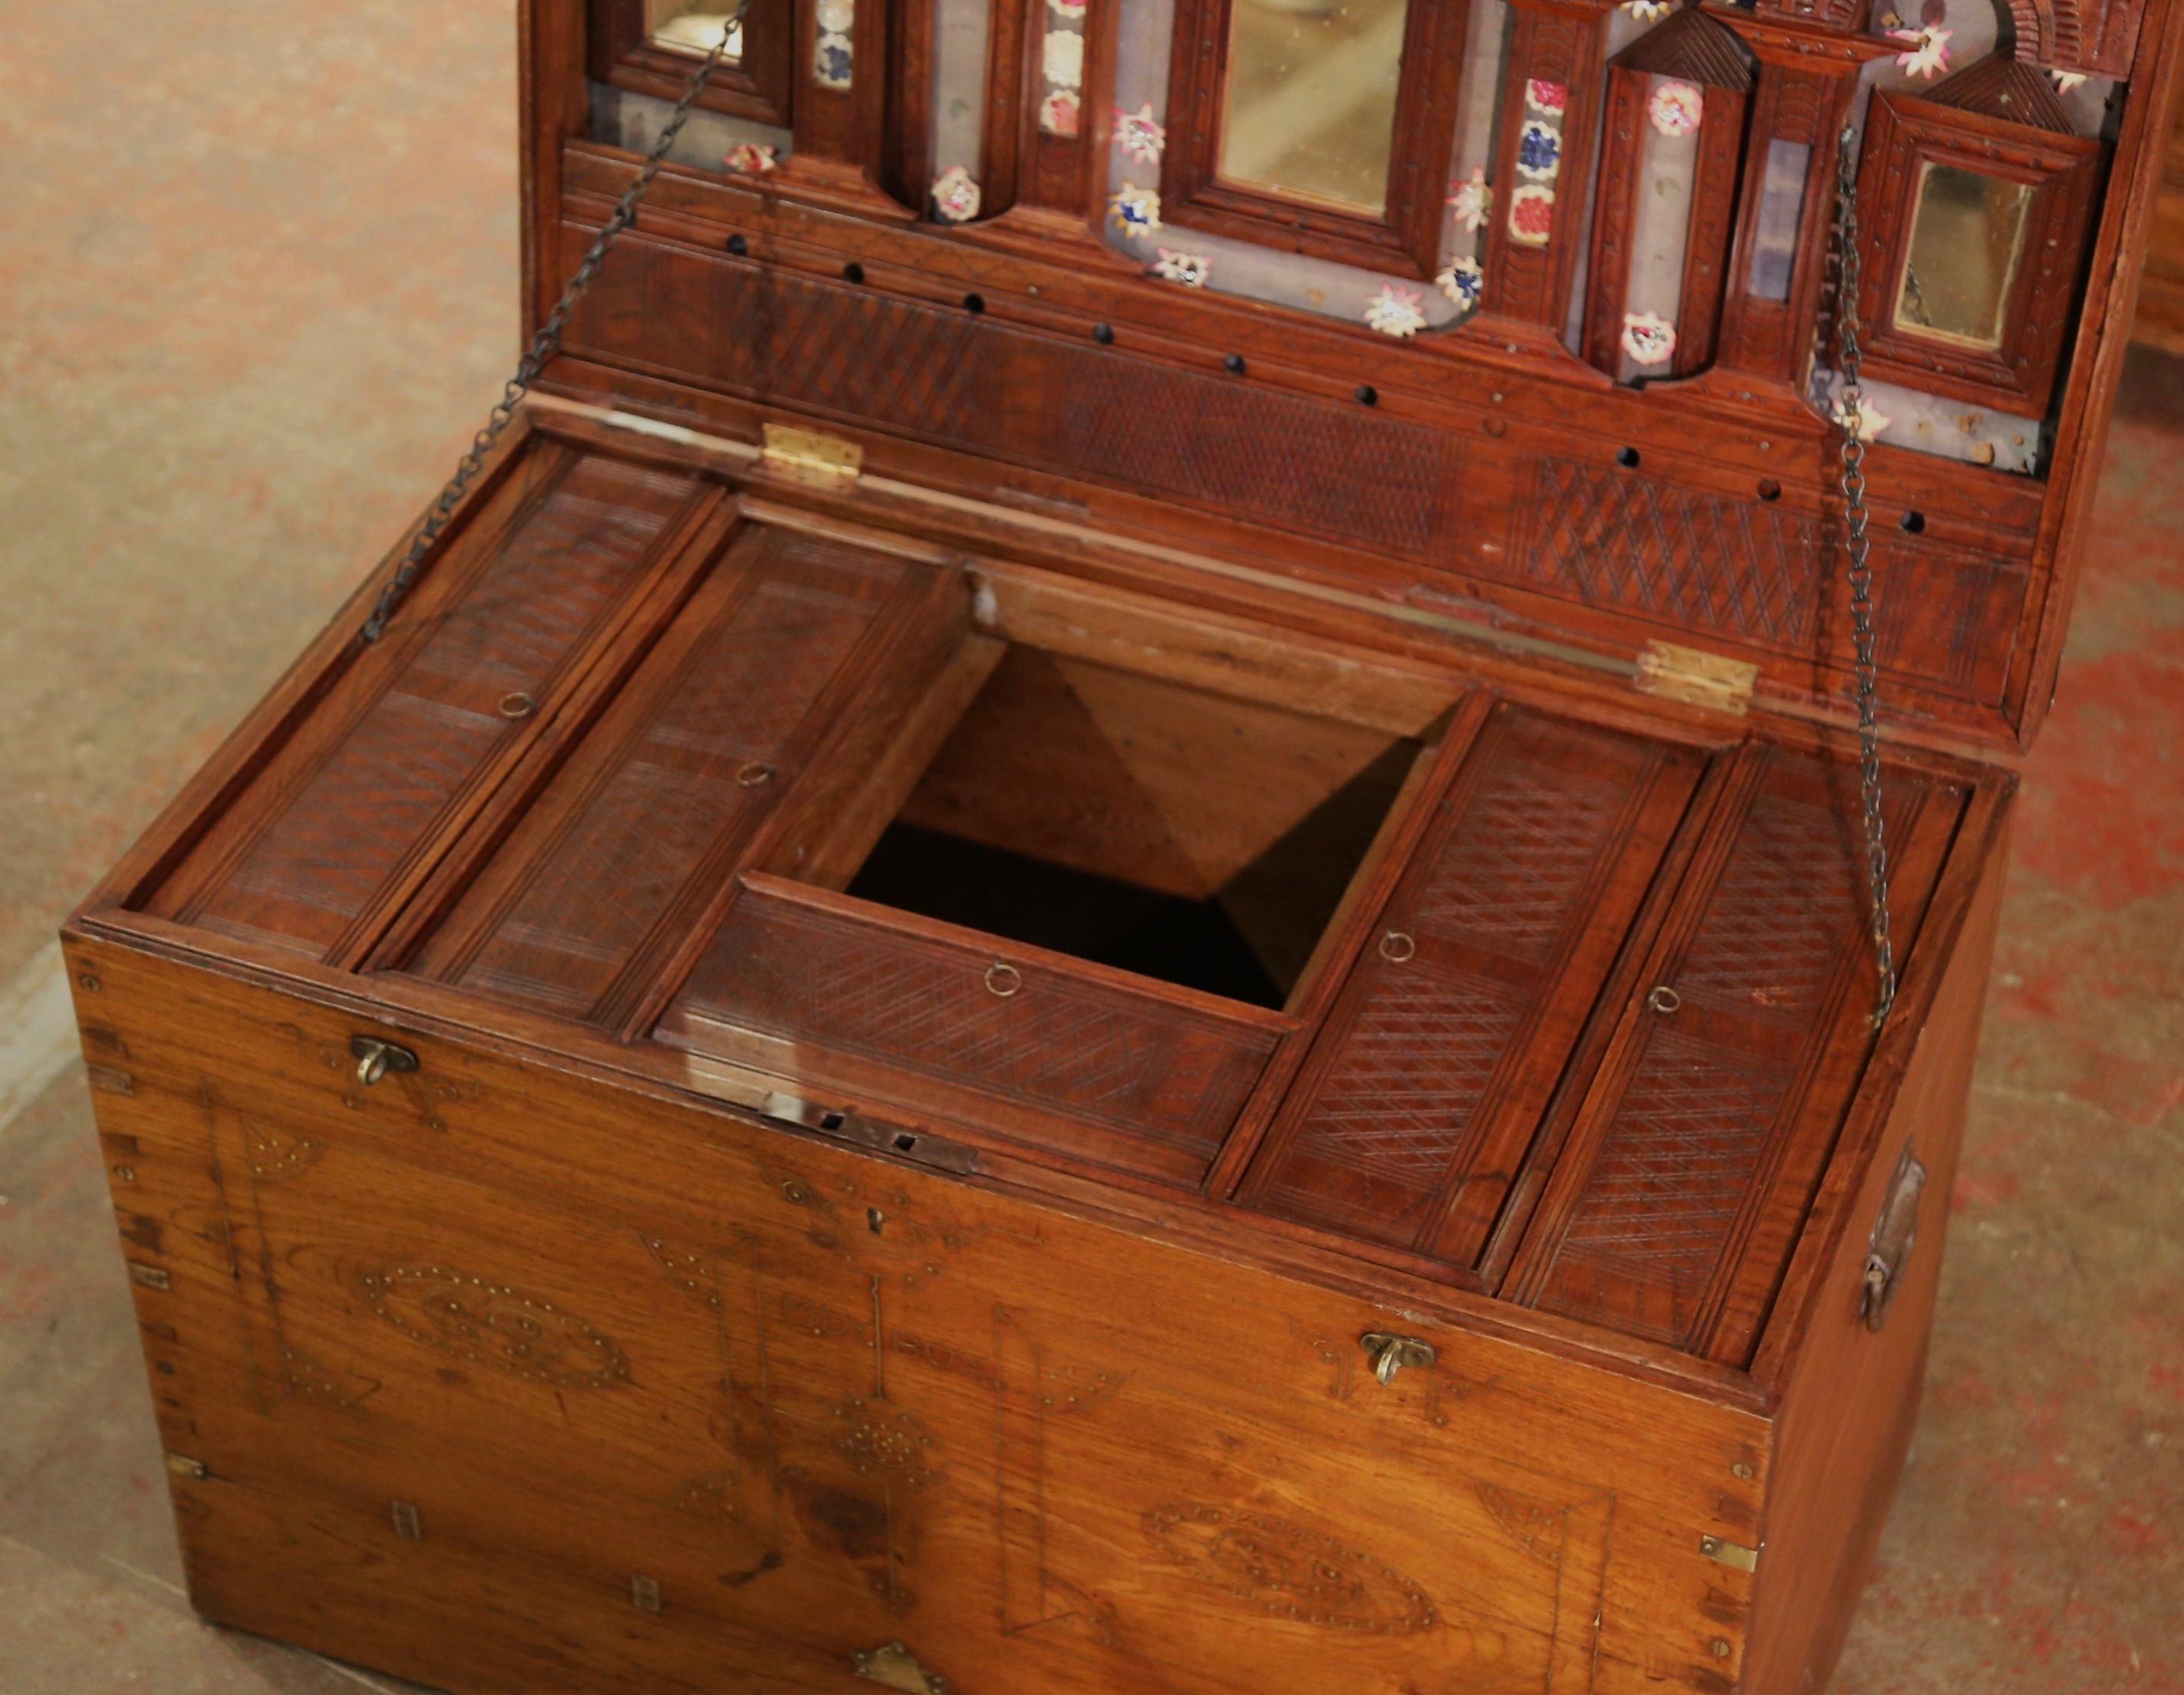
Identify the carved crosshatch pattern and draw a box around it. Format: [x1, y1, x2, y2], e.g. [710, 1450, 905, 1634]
[1240, 709, 1705, 1267]
[1510, 748, 1966, 1358]
[667, 880, 1282, 1182]
[164, 455, 700, 957]
[413, 535, 904, 1019]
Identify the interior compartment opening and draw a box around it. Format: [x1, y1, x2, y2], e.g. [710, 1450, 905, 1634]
[809, 644, 1425, 1009]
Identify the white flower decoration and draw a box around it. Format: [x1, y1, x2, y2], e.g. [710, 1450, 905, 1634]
[1043, 28, 1085, 91]
[1438, 256, 1484, 311]
[2052, 69, 2089, 93]
[1622, 0, 1676, 17]
[1621, 311, 1677, 367]
[1152, 248, 1211, 287]
[1364, 285, 1428, 339]
[1115, 103, 1167, 165]
[1447, 166, 1491, 233]
[815, 0, 855, 31]
[932, 164, 982, 223]
[1833, 392, 1893, 443]
[1889, 25, 1952, 79]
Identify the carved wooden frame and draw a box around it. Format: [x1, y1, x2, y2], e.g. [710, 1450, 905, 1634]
[1580, 10, 1754, 381]
[591, 0, 799, 127]
[1157, 0, 1473, 278]
[1852, 87, 2104, 415]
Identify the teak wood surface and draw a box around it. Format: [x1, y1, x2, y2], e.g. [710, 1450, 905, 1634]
[61, 0, 2176, 1685]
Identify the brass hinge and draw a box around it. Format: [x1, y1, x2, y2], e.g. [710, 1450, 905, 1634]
[1699, 1533, 1761, 1572]
[1635, 640, 1758, 716]
[761, 423, 865, 490]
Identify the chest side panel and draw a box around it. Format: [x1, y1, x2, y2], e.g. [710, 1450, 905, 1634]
[67, 936, 1769, 1695]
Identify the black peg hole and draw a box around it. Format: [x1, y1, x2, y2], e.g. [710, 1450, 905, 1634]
[819, 1111, 846, 1131]
[963, 292, 985, 314]
[726, 235, 749, 257]
[893, 1133, 920, 1153]
[1093, 323, 1115, 344]
[1757, 479, 1781, 502]
[1224, 353, 1247, 375]
[842, 262, 865, 284]
[1356, 383, 1379, 406]
[1900, 510, 1925, 534]
[1616, 446, 1641, 469]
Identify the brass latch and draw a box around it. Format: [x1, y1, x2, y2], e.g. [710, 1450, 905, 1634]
[1635, 640, 1758, 716]
[1361, 1331, 1438, 1385]
[852, 1642, 948, 1693]
[1860, 1147, 1929, 1331]
[761, 423, 865, 490]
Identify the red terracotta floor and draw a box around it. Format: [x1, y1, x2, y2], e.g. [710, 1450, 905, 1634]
[0, 4, 2179, 1691]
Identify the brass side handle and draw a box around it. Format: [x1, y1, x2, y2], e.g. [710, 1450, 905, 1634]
[1361, 1331, 1437, 1385]
[351, 1035, 420, 1089]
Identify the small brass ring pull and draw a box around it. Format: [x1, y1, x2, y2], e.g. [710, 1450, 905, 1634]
[350, 1035, 420, 1089]
[736, 762, 775, 788]
[1361, 1331, 1438, 1386]
[984, 962, 1023, 999]
[1379, 930, 1418, 963]
[498, 692, 535, 720]
[1647, 985, 1682, 1015]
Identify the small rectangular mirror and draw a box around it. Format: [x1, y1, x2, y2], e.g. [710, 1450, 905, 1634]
[1893, 162, 2033, 351]
[646, 1, 746, 59]
[1217, 0, 1412, 214]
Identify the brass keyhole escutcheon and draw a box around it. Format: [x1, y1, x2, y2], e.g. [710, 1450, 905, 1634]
[350, 1035, 420, 1088]
[1360, 1331, 1437, 1386]
[984, 962, 1023, 999]
[1379, 930, 1418, 963]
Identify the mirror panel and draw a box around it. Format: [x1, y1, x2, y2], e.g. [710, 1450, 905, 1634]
[1217, 0, 1412, 214]
[1894, 162, 2032, 351]
[646, 1, 746, 59]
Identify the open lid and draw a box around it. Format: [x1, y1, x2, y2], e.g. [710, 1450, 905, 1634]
[516, 0, 2182, 749]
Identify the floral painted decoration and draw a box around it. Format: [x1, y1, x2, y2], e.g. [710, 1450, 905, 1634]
[1622, 0, 1676, 15]
[1049, 0, 1087, 14]
[1116, 104, 1167, 165]
[724, 142, 780, 175]
[932, 164, 982, 223]
[2052, 69, 2088, 93]
[1526, 79, 1569, 115]
[1507, 183, 1555, 248]
[1364, 285, 1428, 339]
[1152, 248, 1212, 288]
[1043, 28, 1085, 88]
[1109, 181, 1161, 239]
[816, 0, 855, 29]
[1889, 25, 1952, 78]
[815, 33, 854, 88]
[1648, 80, 1705, 137]
[1042, 89, 1082, 135]
[1517, 120, 1563, 180]
[1833, 391, 1893, 443]
[1621, 311, 1677, 367]
[1447, 166, 1491, 232]
[1438, 256, 1484, 311]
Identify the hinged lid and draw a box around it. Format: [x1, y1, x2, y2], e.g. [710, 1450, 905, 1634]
[517, 0, 2183, 750]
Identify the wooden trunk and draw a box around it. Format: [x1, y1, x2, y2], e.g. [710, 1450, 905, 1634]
[64, 0, 2178, 1689]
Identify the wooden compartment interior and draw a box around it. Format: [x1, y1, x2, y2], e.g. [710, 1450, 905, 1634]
[808, 645, 1429, 1011]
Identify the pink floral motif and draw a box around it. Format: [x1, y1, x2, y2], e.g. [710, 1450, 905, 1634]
[1620, 311, 1677, 366]
[1508, 183, 1555, 247]
[1648, 80, 1704, 137]
[1889, 25, 1952, 78]
[931, 164, 982, 223]
[1363, 285, 1428, 339]
[1041, 88, 1082, 135]
[1048, 0, 1088, 14]
[1525, 79, 1570, 115]
[1115, 103, 1166, 166]
[1446, 165, 1491, 232]
[724, 142, 780, 175]
[1152, 248, 1211, 287]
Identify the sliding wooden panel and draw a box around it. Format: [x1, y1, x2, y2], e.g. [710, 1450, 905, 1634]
[145, 447, 713, 959]
[1503, 744, 1966, 1362]
[1236, 706, 1705, 1271]
[406, 529, 948, 1024]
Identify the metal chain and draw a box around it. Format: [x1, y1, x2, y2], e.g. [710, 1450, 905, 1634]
[1832, 123, 1897, 1028]
[361, 8, 746, 642]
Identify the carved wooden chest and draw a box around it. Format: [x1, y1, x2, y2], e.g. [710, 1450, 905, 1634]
[66, 0, 2176, 1690]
